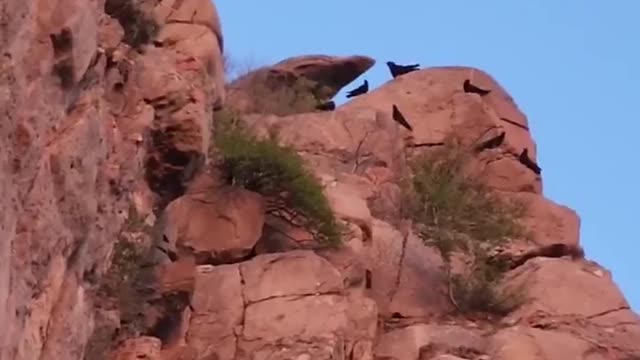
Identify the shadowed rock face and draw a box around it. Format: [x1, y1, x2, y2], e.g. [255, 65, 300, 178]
[226, 54, 375, 114]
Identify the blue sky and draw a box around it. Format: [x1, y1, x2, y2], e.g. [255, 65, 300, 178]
[216, 1, 640, 310]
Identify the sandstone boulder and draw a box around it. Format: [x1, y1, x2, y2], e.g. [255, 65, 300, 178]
[240, 250, 343, 303]
[154, 0, 224, 45]
[375, 324, 487, 360]
[268, 55, 375, 97]
[513, 192, 581, 247]
[387, 232, 452, 318]
[182, 251, 377, 360]
[339, 66, 541, 194]
[364, 220, 451, 319]
[499, 258, 640, 356]
[154, 0, 225, 108]
[227, 54, 375, 114]
[163, 174, 266, 265]
[487, 326, 611, 360]
[325, 179, 373, 241]
[136, 47, 217, 202]
[187, 264, 244, 360]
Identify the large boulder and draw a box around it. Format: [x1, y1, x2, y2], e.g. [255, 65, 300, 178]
[181, 251, 378, 360]
[154, 0, 226, 108]
[488, 326, 611, 360]
[162, 172, 266, 265]
[227, 54, 375, 114]
[375, 324, 487, 360]
[136, 47, 216, 202]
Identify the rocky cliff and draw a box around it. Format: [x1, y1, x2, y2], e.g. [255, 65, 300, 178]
[1, 1, 639, 360]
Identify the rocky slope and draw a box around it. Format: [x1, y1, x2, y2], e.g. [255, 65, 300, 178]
[1, 0, 639, 359]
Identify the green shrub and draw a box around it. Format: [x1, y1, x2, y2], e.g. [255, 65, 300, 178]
[406, 141, 527, 315]
[212, 111, 341, 245]
[105, 0, 158, 48]
[97, 237, 153, 336]
[87, 206, 157, 353]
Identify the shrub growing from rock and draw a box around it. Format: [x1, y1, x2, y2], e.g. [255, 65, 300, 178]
[405, 140, 527, 316]
[85, 206, 157, 358]
[104, 0, 158, 48]
[212, 110, 341, 245]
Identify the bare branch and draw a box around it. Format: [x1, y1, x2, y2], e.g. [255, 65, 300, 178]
[352, 129, 373, 173]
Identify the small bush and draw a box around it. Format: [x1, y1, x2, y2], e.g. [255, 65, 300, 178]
[406, 141, 527, 315]
[223, 53, 261, 84]
[212, 111, 341, 245]
[88, 206, 158, 352]
[105, 0, 158, 48]
[97, 237, 153, 337]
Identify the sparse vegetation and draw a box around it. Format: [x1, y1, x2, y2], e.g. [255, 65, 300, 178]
[97, 237, 154, 338]
[85, 207, 157, 358]
[212, 110, 341, 245]
[223, 53, 262, 84]
[223, 53, 324, 116]
[405, 140, 527, 316]
[239, 72, 320, 116]
[104, 0, 158, 48]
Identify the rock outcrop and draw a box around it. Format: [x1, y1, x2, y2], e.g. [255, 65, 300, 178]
[0, 0, 223, 358]
[233, 65, 640, 359]
[151, 251, 377, 360]
[226, 55, 375, 115]
[2, 0, 639, 359]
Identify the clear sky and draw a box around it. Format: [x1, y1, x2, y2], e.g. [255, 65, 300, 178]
[215, 1, 640, 310]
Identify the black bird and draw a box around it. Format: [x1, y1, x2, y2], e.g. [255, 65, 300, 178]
[475, 131, 506, 152]
[345, 80, 369, 98]
[386, 61, 420, 78]
[518, 148, 542, 175]
[315, 100, 335, 111]
[463, 79, 492, 96]
[391, 104, 414, 131]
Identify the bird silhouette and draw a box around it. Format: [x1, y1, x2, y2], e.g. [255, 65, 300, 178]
[391, 104, 414, 131]
[315, 100, 335, 111]
[463, 79, 491, 96]
[345, 80, 368, 98]
[475, 131, 505, 152]
[518, 148, 542, 175]
[386, 61, 420, 78]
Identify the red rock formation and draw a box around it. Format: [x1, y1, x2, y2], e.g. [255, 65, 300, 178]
[0, 0, 223, 358]
[2, 0, 640, 359]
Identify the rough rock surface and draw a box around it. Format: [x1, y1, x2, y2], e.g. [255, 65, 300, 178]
[0, 0, 223, 358]
[241, 65, 640, 359]
[182, 251, 377, 360]
[154, 0, 226, 109]
[162, 172, 266, 265]
[226, 54, 375, 114]
[3, 0, 640, 359]
[375, 323, 487, 360]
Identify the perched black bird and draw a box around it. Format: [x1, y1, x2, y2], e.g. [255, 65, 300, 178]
[386, 61, 420, 78]
[475, 131, 506, 152]
[315, 100, 336, 111]
[391, 104, 414, 131]
[518, 148, 542, 175]
[463, 79, 492, 96]
[345, 80, 369, 98]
